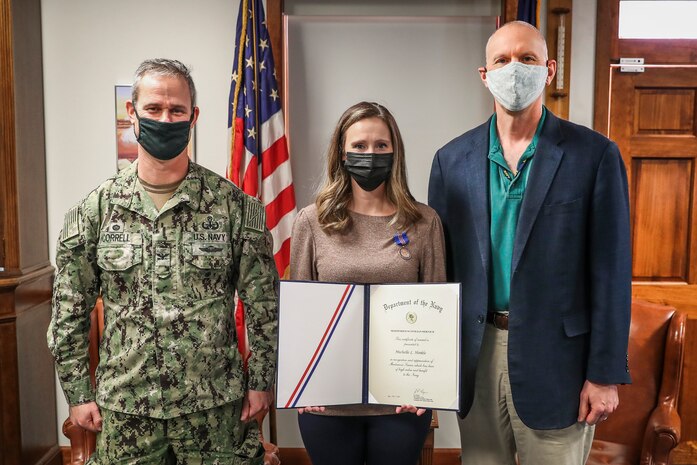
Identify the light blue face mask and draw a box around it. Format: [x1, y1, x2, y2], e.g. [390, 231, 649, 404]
[484, 62, 549, 112]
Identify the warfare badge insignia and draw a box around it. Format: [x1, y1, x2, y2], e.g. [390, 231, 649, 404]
[202, 216, 221, 230]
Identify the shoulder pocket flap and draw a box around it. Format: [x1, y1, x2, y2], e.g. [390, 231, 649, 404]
[97, 244, 142, 271]
[563, 312, 590, 337]
[62, 234, 86, 250]
[543, 197, 582, 215]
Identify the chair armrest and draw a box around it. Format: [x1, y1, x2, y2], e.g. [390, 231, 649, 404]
[62, 418, 96, 465]
[639, 309, 687, 465]
[657, 310, 686, 407]
[640, 401, 681, 465]
[263, 441, 280, 465]
[254, 409, 281, 465]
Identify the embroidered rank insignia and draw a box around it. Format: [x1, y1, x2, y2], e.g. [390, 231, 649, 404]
[243, 197, 265, 233]
[60, 205, 81, 241]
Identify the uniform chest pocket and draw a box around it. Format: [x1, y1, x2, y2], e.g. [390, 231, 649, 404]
[183, 242, 232, 300]
[97, 244, 143, 305]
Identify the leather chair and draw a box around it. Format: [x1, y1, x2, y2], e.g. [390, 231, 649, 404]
[63, 298, 280, 465]
[586, 299, 686, 465]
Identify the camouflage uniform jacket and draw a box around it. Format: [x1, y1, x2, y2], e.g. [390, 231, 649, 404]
[48, 161, 279, 419]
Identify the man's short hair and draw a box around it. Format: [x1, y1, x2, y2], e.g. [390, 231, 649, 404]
[132, 58, 196, 108]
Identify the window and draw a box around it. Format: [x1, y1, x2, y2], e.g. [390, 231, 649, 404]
[619, 1, 697, 39]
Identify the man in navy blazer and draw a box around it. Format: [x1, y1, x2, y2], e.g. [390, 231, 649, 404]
[428, 21, 631, 465]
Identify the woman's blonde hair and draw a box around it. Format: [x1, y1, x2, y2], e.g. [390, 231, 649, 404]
[316, 101, 422, 232]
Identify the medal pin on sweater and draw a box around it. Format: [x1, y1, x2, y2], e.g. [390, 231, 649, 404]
[393, 232, 412, 260]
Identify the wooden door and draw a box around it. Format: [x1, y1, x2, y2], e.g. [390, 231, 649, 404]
[608, 64, 697, 453]
[0, 0, 61, 464]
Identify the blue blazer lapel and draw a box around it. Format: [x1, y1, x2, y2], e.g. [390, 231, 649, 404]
[511, 112, 564, 273]
[464, 120, 491, 275]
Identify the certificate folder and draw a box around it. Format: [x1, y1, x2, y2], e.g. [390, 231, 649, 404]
[276, 281, 461, 410]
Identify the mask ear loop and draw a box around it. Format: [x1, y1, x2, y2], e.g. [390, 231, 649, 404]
[132, 107, 141, 141]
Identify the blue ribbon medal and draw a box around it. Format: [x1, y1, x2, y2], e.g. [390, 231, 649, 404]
[393, 232, 412, 260]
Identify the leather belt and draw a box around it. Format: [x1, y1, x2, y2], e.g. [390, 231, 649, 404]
[486, 311, 509, 330]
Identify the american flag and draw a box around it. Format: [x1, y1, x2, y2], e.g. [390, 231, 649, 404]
[517, 0, 540, 26]
[228, 0, 296, 354]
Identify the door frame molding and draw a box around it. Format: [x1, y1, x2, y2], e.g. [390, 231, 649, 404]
[593, 0, 697, 135]
[593, 0, 617, 135]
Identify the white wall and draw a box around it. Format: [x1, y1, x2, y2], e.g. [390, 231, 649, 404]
[569, 0, 598, 127]
[42, 0, 598, 450]
[284, 0, 500, 16]
[285, 15, 497, 210]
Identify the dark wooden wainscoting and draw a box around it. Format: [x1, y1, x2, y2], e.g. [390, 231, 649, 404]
[60, 447, 463, 465]
[274, 448, 462, 465]
[0, 0, 60, 464]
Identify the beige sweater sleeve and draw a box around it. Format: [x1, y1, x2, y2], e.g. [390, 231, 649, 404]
[289, 207, 317, 281]
[419, 208, 447, 283]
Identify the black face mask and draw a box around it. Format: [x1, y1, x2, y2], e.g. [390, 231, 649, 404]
[133, 108, 193, 160]
[344, 152, 394, 192]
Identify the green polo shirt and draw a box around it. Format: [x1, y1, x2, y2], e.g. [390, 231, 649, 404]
[489, 108, 546, 312]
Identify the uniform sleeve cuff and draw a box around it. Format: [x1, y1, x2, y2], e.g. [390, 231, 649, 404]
[246, 366, 274, 392]
[60, 378, 96, 406]
[247, 378, 273, 392]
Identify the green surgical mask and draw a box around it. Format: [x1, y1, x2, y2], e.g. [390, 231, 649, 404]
[134, 108, 193, 160]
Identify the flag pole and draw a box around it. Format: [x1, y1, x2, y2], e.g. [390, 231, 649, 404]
[266, 1, 284, 445]
[229, 0, 295, 446]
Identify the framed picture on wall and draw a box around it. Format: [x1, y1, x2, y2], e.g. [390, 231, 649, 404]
[115, 85, 137, 171]
[114, 85, 196, 172]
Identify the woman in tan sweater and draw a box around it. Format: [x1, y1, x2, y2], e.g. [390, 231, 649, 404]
[290, 101, 447, 465]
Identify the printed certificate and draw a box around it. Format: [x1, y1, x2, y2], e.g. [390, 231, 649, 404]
[276, 281, 461, 410]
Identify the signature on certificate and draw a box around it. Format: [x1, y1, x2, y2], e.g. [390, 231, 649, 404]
[413, 388, 434, 403]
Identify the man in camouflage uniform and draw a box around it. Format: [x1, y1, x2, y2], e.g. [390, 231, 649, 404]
[48, 58, 278, 464]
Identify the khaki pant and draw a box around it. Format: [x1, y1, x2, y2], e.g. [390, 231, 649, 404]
[87, 400, 264, 465]
[458, 325, 594, 465]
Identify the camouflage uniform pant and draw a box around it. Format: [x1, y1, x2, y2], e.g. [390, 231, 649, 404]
[87, 399, 264, 465]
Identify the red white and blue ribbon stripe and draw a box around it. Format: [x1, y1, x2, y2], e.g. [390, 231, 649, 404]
[284, 284, 357, 408]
